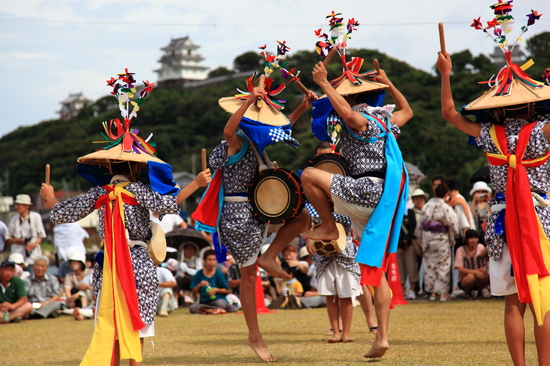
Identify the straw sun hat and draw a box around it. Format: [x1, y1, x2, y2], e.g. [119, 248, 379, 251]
[463, 3, 550, 111]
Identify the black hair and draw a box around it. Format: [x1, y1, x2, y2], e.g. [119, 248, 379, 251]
[434, 181, 450, 198]
[464, 229, 480, 242]
[431, 174, 445, 184]
[445, 177, 458, 191]
[203, 248, 217, 261]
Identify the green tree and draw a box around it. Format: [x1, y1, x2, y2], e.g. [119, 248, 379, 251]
[233, 51, 263, 73]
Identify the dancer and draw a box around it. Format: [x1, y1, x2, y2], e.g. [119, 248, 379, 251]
[436, 4, 550, 364]
[193, 71, 315, 361]
[40, 70, 211, 366]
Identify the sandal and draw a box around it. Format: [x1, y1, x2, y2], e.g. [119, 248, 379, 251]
[369, 326, 378, 334]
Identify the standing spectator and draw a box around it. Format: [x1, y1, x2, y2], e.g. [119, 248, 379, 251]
[0, 259, 32, 323]
[446, 178, 476, 241]
[189, 249, 236, 314]
[53, 223, 89, 284]
[156, 265, 177, 317]
[417, 182, 458, 301]
[64, 252, 93, 309]
[5, 194, 46, 268]
[469, 181, 492, 244]
[150, 211, 187, 234]
[454, 230, 489, 299]
[397, 188, 427, 299]
[24, 256, 62, 319]
[0, 220, 7, 261]
[431, 175, 445, 196]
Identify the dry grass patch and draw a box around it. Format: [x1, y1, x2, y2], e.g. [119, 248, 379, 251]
[0, 298, 539, 365]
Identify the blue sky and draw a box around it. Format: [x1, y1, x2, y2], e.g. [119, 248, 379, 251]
[1, 0, 548, 138]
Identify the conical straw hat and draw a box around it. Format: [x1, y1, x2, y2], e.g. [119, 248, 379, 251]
[218, 97, 290, 127]
[332, 78, 389, 97]
[464, 79, 550, 111]
[77, 143, 167, 167]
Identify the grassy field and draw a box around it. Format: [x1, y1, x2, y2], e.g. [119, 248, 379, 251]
[0, 298, 540, 366]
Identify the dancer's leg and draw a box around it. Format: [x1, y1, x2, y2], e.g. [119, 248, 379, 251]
[364, 275, 390, 358]
[300, 168, 338, 240]
[326, 295, 341, 343]
[504, 294, 526, 366]
[530, 305, 550, 366]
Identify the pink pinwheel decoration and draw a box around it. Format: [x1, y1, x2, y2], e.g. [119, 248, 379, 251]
[527, 9, 542, 26]
[471, 17, 483, 30]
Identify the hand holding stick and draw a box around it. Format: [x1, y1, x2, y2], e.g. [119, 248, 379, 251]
[373, 59, 381, 74]
[438, 23, 447, 55]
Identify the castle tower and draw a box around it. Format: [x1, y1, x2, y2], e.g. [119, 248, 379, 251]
[58, 92, 90, 121]
[154, 36, 209, 88]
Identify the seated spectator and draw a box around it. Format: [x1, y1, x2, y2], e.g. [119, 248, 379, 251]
[151, 211, 187, 234]
[176, 242, 204, 305]
[226, 253, 241, 298]
[298, 247, 326, 309]
[0, 259, 32, 323]
[8, 253, 29, 280]
[281, 245, 311, 296]
[64, 252, 93, 309]
[189, 249, 236, 314]
[157, 264, 178, 317]
[268, 266, 303, 309]
[454, 230, 489, 299]
[24, 256, 62, 319]
[53, 223, 89, 285]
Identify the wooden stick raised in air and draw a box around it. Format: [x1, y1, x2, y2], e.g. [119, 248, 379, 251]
[438, 23, 447, 55]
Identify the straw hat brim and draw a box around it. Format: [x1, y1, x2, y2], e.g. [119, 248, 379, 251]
[329, 78, 389, 97]
[218, 97, 290, 127]
[77, 143, 167, 167]
[464, 80, 550, 111]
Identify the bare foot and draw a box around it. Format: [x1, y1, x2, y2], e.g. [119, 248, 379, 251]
[300, 225, 339, 241]
[327, 337, 342, 343]
[247, 336, 276, 362]
[256, 256, 291, 280]
[342, 338, 355, 343]
[364, 340, 389, 358]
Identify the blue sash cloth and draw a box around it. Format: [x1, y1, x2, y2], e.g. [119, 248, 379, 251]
[348, 113, 409, 268]
[238, 117, 299, 154]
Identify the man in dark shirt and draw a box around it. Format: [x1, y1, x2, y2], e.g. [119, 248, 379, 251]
[0, 260, 32, 322]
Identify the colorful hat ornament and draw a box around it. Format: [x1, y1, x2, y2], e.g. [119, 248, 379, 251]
[464, 2, 550, 111]
[78, 69, 166, 166]
[218, 42, 293, 127]
[314, 12, 388, 96]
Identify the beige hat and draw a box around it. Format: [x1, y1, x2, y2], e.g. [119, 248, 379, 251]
[14, 194, 32, 205]
[68, 252, 86, 265]
[299, 246, 310, 259]
[218, 97, 291, 127]
[464, 79, 550, 111]
[410, 188, 429, 200]
[77, 144, 168, 167]
[469, 181, 493, 196]
[8, 253, 28, 268]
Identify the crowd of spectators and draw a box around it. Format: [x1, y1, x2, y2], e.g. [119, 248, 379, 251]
[398, 176, 491, 301]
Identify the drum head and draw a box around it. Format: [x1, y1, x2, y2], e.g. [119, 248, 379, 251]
[307, 153, 349, 176]
[249, 168, 305, 224]
[148, 221, 167, 265]
[311, 223, 347, 257]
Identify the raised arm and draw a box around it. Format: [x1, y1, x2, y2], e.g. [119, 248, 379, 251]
[287, 91, 318, 126]
[375, 69, 413, 128]
[436, 52, 481, 137]
[312, 62, 368, 131]
[223, 87, 266, 156]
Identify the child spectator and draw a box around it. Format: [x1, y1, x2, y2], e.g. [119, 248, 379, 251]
[156, 265, 177, 317]
[189, 249, 236, 314]
[268, 266, 304, 309]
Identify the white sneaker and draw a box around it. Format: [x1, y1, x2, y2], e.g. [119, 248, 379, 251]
[408, 290, 416, 300]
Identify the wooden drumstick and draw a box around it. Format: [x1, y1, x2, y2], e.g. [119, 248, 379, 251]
[323, 47, 338, 66]
[45, 164, 50, 185]
[373, 59, 381, 74]
[44, 164, 50, 202]
[438, 22, 447, 55]
[201, 149, 207, 171]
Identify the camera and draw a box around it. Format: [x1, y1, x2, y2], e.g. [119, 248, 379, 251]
[479, 194, 487, 199]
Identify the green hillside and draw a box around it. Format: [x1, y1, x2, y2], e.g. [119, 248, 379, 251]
[0, 48, 503, 199]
